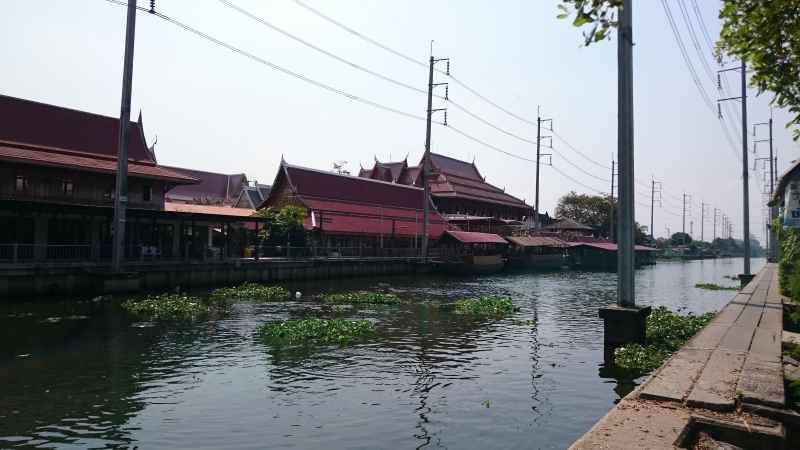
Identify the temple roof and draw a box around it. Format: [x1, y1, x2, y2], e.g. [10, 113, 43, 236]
[164, 166, 247, 204]
[543, 218, 594, 231]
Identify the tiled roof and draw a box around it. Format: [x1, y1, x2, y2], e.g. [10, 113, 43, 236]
[568, 241, 658, 252]
[505, 236, 568, 247]
[443, 230, 508, 244]
[164, 202, 256, 217]
[544, 218, 594, 231]
[0, 143, 197, 183]
[429, 153, 482, 180]
[164, 166, 247, 203]
[0, 94, 155, 162]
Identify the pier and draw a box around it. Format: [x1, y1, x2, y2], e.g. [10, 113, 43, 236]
[571, 263, 795, 449]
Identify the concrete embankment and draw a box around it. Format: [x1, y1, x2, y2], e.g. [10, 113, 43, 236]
[0, 258, 429, 298]
[570, 264, 796, 449]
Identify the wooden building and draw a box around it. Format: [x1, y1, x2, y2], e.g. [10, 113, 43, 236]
[260, 160, 449, 255]
[505, 236, 567, 270]
[436, 230, 508, 274]
[0, 95, 264, 264]
[567, 241, 658, 270]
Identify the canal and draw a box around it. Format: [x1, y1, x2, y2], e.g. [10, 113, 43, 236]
[0, 257, 765, 449]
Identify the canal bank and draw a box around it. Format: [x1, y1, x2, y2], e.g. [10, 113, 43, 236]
[0, 258, 764, 449]
[571, 263, 795, 449]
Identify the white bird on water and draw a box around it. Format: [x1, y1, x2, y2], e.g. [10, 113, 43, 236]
[295, 291, 302, 299]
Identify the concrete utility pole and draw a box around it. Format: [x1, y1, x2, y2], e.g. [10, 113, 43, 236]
[682, 193, 687, 234]
[421, 49, 448, 261]
[616, 0, 635, 307]
[650, 179, 655, 240]
[741, 60, 751, 277]
[700, 202, 705, 242]
[535, 108, 552, 229]
[112, 0, 138, 273]
[609, 160, 616, 241]
[713, 208, 718, 241]
[755, 114, 777, 261]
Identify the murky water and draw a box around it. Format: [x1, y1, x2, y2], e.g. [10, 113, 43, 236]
[0, 258, 764, 449]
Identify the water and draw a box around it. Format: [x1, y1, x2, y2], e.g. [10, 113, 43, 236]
[0, 258, 764, 450]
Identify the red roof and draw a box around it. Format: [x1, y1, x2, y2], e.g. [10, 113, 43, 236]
[568, 242, 658, 252]
[164, 166, 247, 204]
[443, 230, 508, 244]
[430, 153, 483, 180]
[505, 236, 567, 247]
[0, 143, 197, 183]
[0, 94, 155, 162]
[266, 163, 449, 238]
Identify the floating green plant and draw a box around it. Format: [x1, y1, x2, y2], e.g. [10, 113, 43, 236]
[209, 283, 291, 302]
[694, 282, 739, 291]
[454, 297, 515, 318]
[121, 293, 221, 320]
[614, 306, 715, 373]
[257, 319, 376, 347]
[323, 291, 401, 304]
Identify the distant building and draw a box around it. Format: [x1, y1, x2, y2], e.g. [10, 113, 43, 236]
[260, 160, 448, 251]
[163, 167, 247, 205]
[542, 218, 596, 238]
[359, 152, 536, 223]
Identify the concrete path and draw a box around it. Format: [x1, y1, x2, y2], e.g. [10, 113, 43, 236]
[570, 264, 789, 449]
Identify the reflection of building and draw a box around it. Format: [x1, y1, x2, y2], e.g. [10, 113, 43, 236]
[359, 153, 536, 222]
[261, 160, 448, 251]
[0, 95, 262, 263]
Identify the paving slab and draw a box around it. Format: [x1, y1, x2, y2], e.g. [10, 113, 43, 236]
[749, 324, 781, 360]
[718, 324, 757, 353]
[738, 355, 785, 408]
[686, 323, 730, 350]
[640, 348, 712, 402]
[686, 349, 745, 411]
[732, 304, 763, 329]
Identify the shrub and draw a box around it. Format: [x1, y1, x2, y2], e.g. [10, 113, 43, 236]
[322, 291, 401, 304]
[210, 283, 291, 302]
[454, 297, 515, 318]
[121, 293, 218, 320]
[257, 319, 375, 347]
[614, 306, 715, 373]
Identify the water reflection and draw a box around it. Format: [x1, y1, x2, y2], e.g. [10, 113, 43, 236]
[0, 258, 763, 449]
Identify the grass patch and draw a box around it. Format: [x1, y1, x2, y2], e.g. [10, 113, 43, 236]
[614, 306, 715, 373]
[209, 283, 291, 302]
[695, 282, 739, 291]
[454, 296, 514, 318]
[257, 319, 375, 347]
[322, 291, 401, 304]
[788, 380, 800, 407]
[122, 293, 224, 320]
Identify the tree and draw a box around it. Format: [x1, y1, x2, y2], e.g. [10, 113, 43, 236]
[253, 205, 308, 246]
[559, 0, 800, 139]
[670, 232, 692, 246]
[555, 191, 614, 236]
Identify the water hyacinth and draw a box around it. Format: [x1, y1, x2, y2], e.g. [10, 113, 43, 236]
[257, 319, 376, 347]
[209, 283, 291, 302]
[323, 291, 401, 304]
[614, 306, 715, 373]
[121, 294, 215, 320]
[694, 282, 739, 291]
[454, 297, 515, 318]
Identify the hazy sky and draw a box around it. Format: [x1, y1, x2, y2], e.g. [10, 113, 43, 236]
[2, 0, 797, 241]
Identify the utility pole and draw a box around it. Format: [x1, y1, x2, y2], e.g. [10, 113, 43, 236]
[713, 208, 718, 241]
[616, 0, 635, 307]
[609, 160, 616, 241]
[717, 61, 751, 279]
[111, 0, 138, 273]
[535, 108, 552, 229]
[700, 202, 705, 242]
[754, 113, 776, 261]
[682, 193, 687, 234]
[650, 178, 661, 240]
[421, 48, 448, 261]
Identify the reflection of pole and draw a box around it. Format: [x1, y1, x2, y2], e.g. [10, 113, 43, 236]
[112, 0, 138, 272]
[617, 0, 635, 307]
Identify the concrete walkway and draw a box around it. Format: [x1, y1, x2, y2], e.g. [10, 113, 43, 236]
[570, 264, 790, 449]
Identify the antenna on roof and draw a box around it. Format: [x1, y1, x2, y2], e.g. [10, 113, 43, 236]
[333, 160, 350, 175]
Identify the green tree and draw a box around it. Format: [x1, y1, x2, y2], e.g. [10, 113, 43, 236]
[559, 0, 800, 139]
[670, 232, 692, 246]
[254, 205, 307, 246]
[554, 191, 614, 236]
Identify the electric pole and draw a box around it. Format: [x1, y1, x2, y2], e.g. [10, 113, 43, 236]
[700, 202, 705, 242]
[650, 178, 661, 240]
[112, 0, 138, 273]
[616, 0, 635, 307]
[421, 48, 448, 261]
[535, 108, 552, 229]
[609, 160, 616, 242]
[713, 208, 718, 241]
[754, 113, 776, 261]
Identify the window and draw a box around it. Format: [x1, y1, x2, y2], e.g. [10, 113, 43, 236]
[61, 179, 74, 195]
[15, 175, 28, 192]
[143, 185, 152, 202]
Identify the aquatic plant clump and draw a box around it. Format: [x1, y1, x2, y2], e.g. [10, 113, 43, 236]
[614, 306, 715, 373]
[257, 319, 376, 347]
[209, 283, 291, 302]
[121, 294, 214, 320]
[323, 291, 401, 304]
[694, 282, 739, 291]
[454, 297, 515, 318]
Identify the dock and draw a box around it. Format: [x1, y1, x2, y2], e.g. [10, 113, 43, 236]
[570, 263, 796, 449]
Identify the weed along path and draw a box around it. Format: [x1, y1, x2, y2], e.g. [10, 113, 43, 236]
[0, 258, 763, 449]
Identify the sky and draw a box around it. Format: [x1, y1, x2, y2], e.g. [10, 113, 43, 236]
[2, 0, 797, 242]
